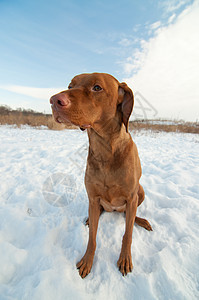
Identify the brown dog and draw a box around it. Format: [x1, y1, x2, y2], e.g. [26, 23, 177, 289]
[50, 73, 152, 278]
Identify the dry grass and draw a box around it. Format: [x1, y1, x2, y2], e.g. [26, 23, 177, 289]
[129, 120, 199, 134]
[0, 105, 198, 133]
[0, 105, 77, 130]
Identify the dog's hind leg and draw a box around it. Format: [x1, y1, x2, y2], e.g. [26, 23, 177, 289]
[136, 184, 152, 231]
[138, 184, 145, 207]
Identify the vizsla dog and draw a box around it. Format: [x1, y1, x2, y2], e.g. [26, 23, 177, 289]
[50, 73, 152, 278]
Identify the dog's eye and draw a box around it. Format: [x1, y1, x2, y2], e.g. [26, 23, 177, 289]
[68, 85, 72, 89]
[92, 85, 102, 92]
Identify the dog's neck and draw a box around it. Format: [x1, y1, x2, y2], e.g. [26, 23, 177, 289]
[87, 118, 131, 161]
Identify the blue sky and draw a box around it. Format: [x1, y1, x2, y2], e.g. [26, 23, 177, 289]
[0, 0, 198, 121]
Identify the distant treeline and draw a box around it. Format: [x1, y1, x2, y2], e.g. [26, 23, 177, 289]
[0, 105, 76, 130]
[0, 105, 198, 133]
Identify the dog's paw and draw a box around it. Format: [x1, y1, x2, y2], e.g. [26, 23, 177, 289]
[135, 217, 153, 231]
[76, 254, 93, 278]
[117, 253, 133, 276]
[142, 219, 153, 231]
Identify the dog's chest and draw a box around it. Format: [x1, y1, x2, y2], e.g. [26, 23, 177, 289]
[85, 163, 134, 212]
[99, 182, 128, 211]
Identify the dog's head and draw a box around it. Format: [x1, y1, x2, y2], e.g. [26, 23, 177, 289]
[50, 73, 134, 132]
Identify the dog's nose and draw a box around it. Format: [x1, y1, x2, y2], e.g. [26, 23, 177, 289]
[50, 93, 71, 107]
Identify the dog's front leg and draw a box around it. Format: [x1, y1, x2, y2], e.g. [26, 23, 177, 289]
[77, 199, 101, 278]
[117, 192, 138, 276]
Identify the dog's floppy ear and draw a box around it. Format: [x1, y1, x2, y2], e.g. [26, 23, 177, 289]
[118, 82, 134, 132]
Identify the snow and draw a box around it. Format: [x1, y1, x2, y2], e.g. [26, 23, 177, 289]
[0, 126, 199, 300]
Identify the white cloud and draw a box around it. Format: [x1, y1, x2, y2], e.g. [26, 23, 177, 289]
[0, 85, 65, 113]
[160, 0, 192, 13]
[0, 85, 64, 100]
[124, 0, 199, 121]
[168, 13, 176, 23]
[123, 40, 149, 75]
[150, 21, 162, 31]
[147, 21, 162, 37]
[119, 38, 133, 47]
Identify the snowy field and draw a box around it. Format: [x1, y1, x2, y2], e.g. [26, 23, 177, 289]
[0, 126, 199, 300]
